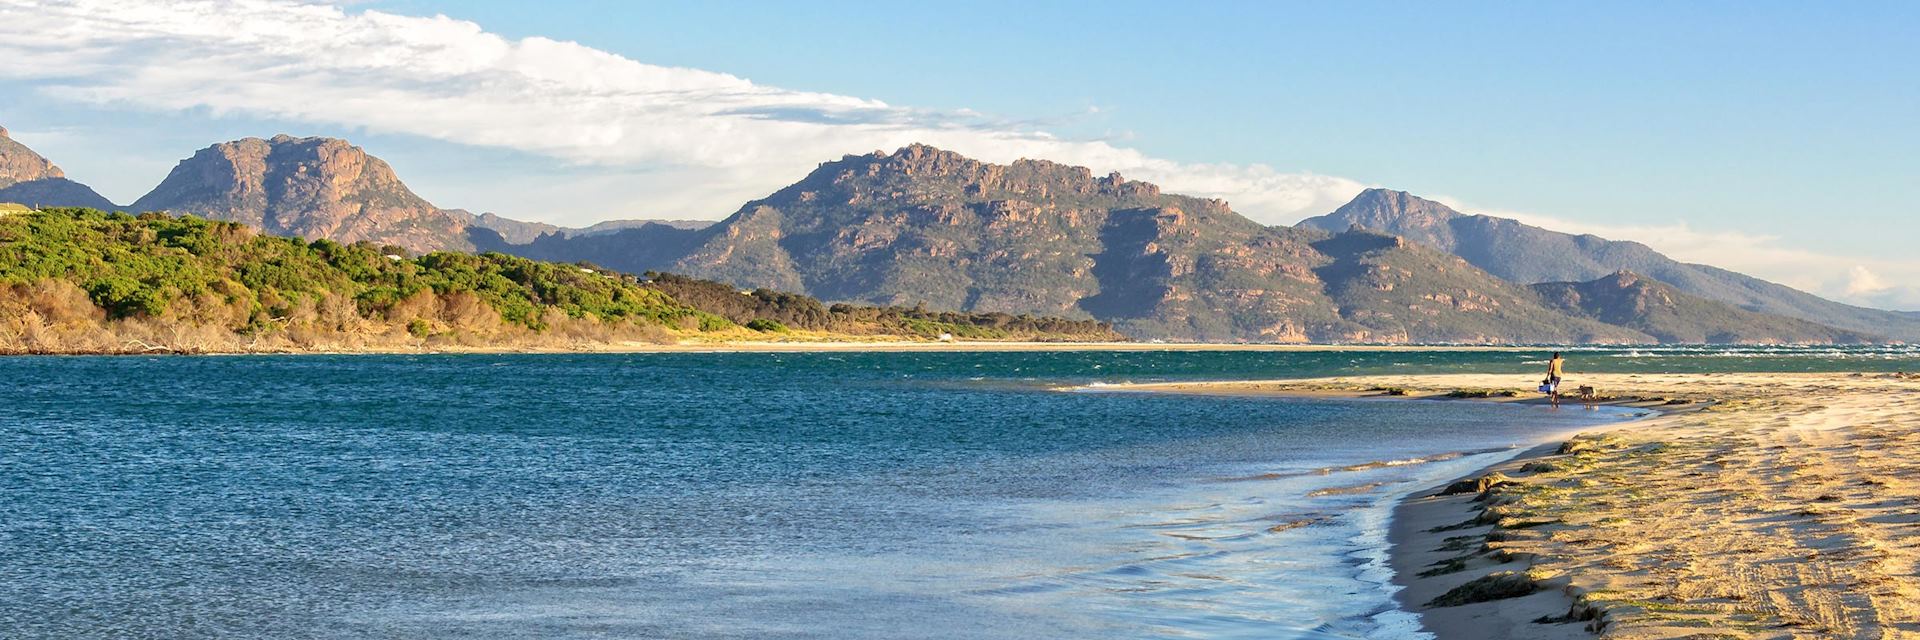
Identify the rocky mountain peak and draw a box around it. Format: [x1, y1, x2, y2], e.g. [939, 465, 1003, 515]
[794, 144, 1181, 210]
[1334, 188, 1462, 225]
[1603, 269, 1645, 285]
[883, 142, 972, 172]
[1296, 188, 1467, 252]
[0, 124, 68, 188]
[130, 134, 466, 253]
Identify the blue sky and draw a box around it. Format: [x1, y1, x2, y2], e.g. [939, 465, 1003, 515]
[0, 1, 1915, 308]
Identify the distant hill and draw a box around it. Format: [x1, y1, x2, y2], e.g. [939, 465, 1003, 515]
[130, 135, 472, 254]
[451, 209, 712, 244]
[1299, 189, 1920, 341]
[1305, 231, 1654, 344]
[0, 126, 119, 209]
[572, 218, 713, 235]
[1533, 271, 1878, 344]
[0, 178, 117, 210]
[444, 210, 559, 244]
[0, 208, 1120, 354]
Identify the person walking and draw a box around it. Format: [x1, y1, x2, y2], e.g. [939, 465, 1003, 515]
[1546, 351, 1566, 406]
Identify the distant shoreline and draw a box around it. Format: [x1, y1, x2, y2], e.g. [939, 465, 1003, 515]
[1092, 372, 1920, 639]
[2, 340, 1553, 356]
[18, 338, 1895, 357]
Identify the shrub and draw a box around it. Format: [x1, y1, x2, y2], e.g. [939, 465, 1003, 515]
[84, 276, 167, 318]
[744, 318, 788, 332]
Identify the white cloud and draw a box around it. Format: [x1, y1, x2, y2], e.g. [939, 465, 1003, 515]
[0, 0, 1364, 223]
[15, 1, 1908, 312]
[1427, 196, 1920, 312]
[1842, 265, 1888, 298]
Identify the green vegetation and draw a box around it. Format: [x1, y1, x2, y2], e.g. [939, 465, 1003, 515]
[1425, 571, 1540, 607]
[642, 272, 1120, 341]
[743, 318, 788, 333]
[1417, 556, 1472, 577]
[0, 208, 713, 326]
[0, 208, 1120, 353]
[1447, 388, 1523, 398]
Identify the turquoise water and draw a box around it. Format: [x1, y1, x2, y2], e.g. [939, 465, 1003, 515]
[3, 347, 1914, 639]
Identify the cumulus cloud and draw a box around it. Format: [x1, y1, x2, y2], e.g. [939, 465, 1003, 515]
[0, 0, 1364, 222]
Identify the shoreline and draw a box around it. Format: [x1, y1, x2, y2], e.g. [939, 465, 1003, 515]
[1, 340, 1547, 356]
[1076, 377, 1687, 639]
[1090, 373, 1920, 639]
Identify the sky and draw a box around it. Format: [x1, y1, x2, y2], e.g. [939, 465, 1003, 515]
[0, 0, 1915, 309]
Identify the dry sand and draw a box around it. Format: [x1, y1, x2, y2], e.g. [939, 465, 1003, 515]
[1112, 373, 1920, 640]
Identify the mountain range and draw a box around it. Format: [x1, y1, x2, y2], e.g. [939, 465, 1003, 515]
[1299, 189, 1920, 341]
[2, 124, 1904, 344]
[480, 145, 1650, 342]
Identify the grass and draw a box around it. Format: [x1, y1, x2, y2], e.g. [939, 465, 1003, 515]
[1448, 388, 1523, 398]
[1426, 571, 1539, 607]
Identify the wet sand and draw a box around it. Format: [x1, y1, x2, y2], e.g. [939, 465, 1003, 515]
[1106, 373, 1920, 639]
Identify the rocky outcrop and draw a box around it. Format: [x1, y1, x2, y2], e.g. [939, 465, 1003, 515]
[131, 135, 469, 253]
[0, 125, 65, 189]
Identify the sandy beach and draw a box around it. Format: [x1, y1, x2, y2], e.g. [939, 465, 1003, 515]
[1109, 372, 1920, 639]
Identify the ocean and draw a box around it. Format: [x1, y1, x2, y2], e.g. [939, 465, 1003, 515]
[4, 347, 1915, 639]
